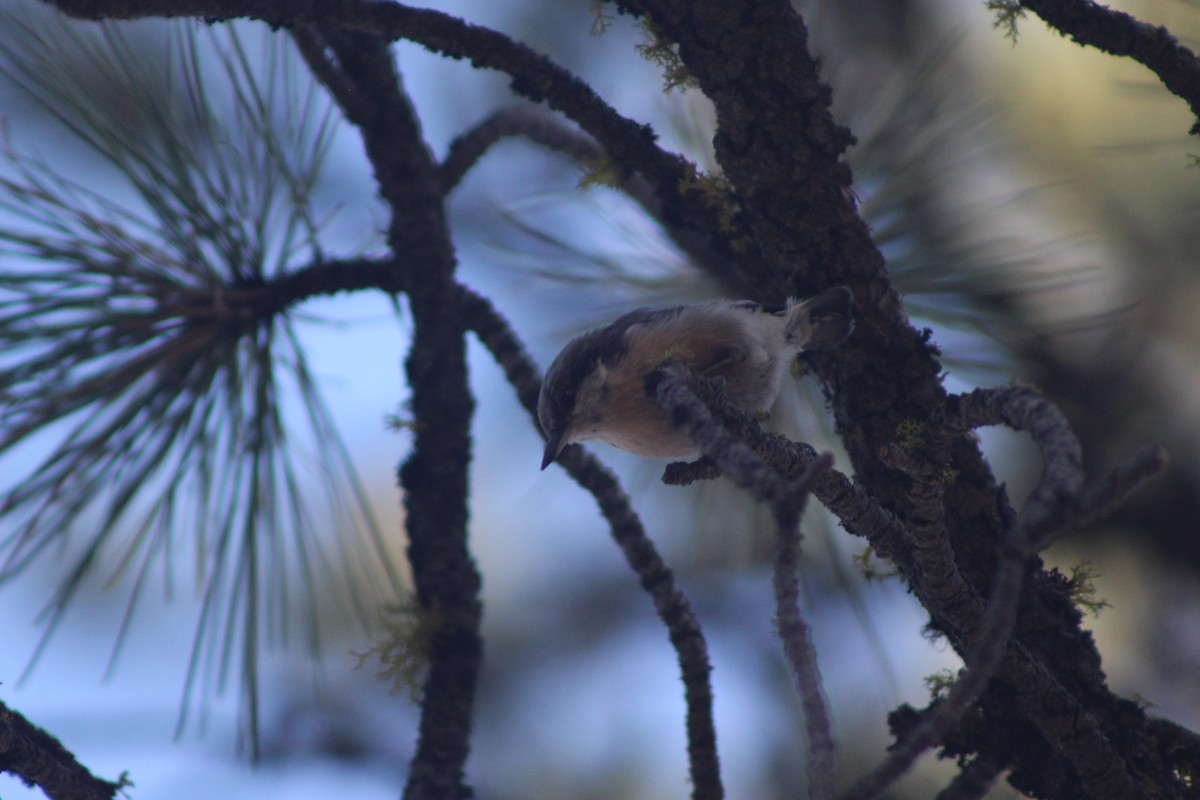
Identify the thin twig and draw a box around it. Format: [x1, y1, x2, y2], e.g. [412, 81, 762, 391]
[438, 106, 725, 277]
[556, 447, 724, 800]
[1017, 0, 1200, 135]
[838, 555, 1023, 800]
[645, 361, 836, 800]
[439, 106, 601, 194]
[459, 287, 724, 800]
[771, 455, 837, 800]
[1064, 443, 1168, 538]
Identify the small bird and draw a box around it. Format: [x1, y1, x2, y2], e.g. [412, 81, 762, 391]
[537, 286, 854, 469]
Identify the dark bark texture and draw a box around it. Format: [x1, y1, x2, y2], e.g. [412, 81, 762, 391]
[14, 0, 1200, 799]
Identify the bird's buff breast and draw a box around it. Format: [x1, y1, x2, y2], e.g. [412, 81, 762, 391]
[593, 413, 699, 459]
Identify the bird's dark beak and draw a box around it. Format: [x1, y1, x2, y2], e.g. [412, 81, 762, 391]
[541, 430, 567, 470]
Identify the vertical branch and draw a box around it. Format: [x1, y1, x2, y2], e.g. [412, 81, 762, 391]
[295, 27, 480, 799]
[770, 456, 837, 800]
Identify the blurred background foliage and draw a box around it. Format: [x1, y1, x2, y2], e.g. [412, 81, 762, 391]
[0, 0, 1197, 798]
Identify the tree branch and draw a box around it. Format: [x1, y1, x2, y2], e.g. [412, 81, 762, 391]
[1016, 0, 1200, 135]
[27, 2, 1198, 798]
[945, 388, 1167, 548]
[0, 699, 123, 800]
[439, 106, 603, 195]
[297, 25, 481, 799]
[616, 0, 880, 302]
[657, 386, 919, 578]
[42, 0, 754, 291]
[438, 106, 728, 280]
[458, 287, 724, 800]
[289, 24, 375, 124]
[839, 554, 1023, 800]
[649, 374, 1168, 800]
[645, 361, 835, 800]
[553, 448, 724, 800]
[643, 361, 1007, 800]
[771, 457, 837, 800]
[840, 382, 1152, 800]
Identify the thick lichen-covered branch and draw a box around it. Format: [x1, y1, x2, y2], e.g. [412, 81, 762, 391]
[297, 25, 480, 799]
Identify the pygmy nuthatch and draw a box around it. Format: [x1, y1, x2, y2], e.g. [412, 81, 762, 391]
[537, 286, 854, 469]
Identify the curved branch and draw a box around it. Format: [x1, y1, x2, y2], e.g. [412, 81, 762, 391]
[256, 256, 406, 314]
[458, 287, 724, 800]
[945, 386, 1083, 541]
[42, 0, 678, 181]
[645, 362, 836, 800]
[1017, 0, 1200, 135]
[439, 106, 728, 279]
[554, 448, 724, 800]
[945, 388, 1166, 548]
[439, 106, 601, 194]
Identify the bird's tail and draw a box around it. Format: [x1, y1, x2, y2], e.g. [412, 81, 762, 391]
[785, 286, 855, 350]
